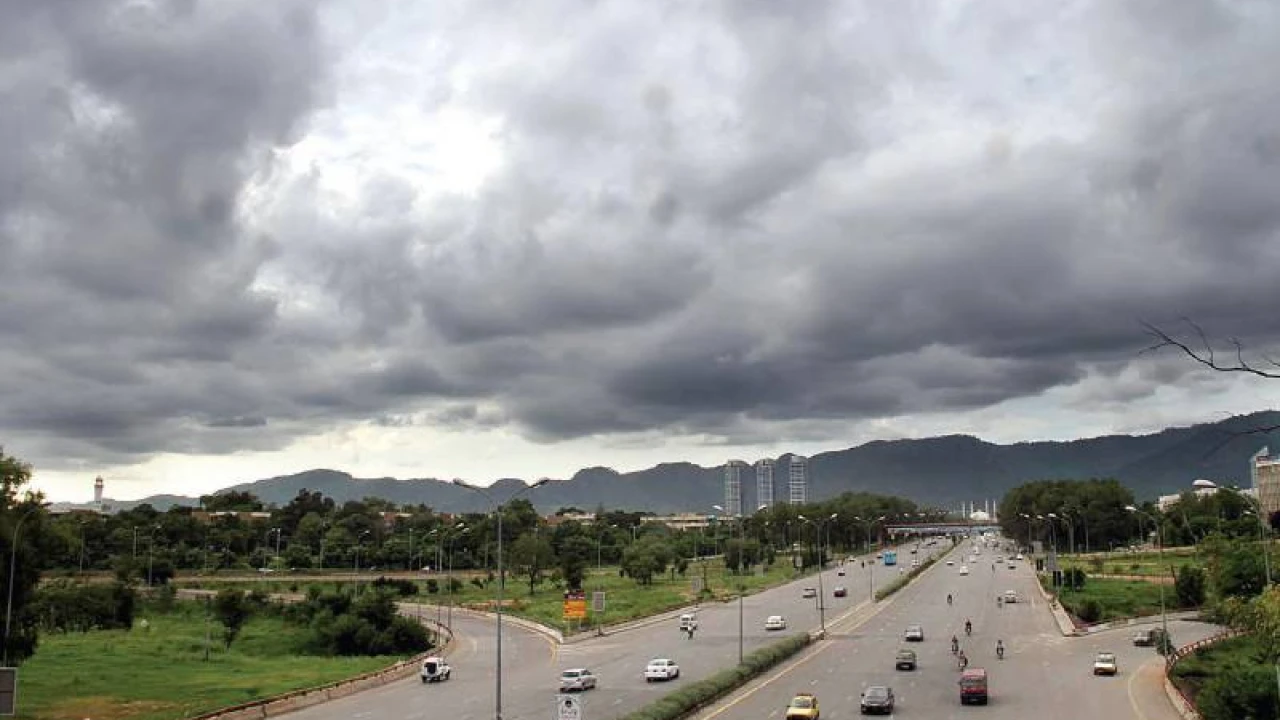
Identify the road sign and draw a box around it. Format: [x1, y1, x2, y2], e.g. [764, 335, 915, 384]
[556, 693, 583, 720]
[592, 591, 606, 613]
[563, 589, 587, 620]
[0, 668, 16, 716]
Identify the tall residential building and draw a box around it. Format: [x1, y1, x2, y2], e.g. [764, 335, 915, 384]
[724, 460, 746, 517]
[788, 456, 808, 505]
[1253, 447, 1280, 527]
[756, 459, 775, 510]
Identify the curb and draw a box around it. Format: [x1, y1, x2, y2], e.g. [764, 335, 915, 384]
[1075, 610, 1201, 635]
[1032, 575, 1083, 637]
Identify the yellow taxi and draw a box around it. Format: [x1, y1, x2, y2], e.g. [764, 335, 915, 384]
[785, 692, 820, 720]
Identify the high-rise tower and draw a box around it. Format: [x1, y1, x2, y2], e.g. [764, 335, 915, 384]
[788, 456, 808, 505]
[94, 476, 104, 509]
[755, 459, 775, 510]
[724, 460, 746, 516]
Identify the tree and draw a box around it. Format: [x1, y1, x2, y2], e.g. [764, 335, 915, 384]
[1195, 664, 1277, 720]
[0, 449, 44, 664]
[199, 491, 264, 512]
[1175, 566, 1207, 608]
[213, 589, 252, 649]
[1203, 535, 1267, 600]
[557, 536, 594, 590]
[508, 533, 555, 595]
[620, 545, 661, 585]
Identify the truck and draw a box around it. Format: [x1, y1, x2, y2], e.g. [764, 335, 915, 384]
[882, 551, 897, 566]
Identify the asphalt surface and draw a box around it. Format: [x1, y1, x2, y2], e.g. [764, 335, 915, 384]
[687, 538, 1224, 720]
[277, 541, 946, 720]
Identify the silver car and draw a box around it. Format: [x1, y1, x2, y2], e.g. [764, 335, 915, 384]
[559, 668, 597, 692]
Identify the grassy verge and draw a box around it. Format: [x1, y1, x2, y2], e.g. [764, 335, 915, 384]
[1059, 548, 1200, 578]
[619, 633, 812, 720]
[182, 558, 815, 635]
[1170, 634, 1277, 720]
[16, 602, 409, 720]
[1044, 576, 1173, 622]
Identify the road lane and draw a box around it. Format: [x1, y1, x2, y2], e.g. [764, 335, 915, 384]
[688, 538, 1223, 720]
[238, 540, 946, 720]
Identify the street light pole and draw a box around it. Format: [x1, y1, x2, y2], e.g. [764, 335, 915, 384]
[1127, 506, 1169, 660]
[454, 478, 549, 720]
[798, 514, 831, 636]
[5, 504, 43, 666]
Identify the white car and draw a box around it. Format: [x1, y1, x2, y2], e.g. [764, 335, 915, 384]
[802, 587, 818, 598]
[764, 615, 787, 631]
[559, 668, 598, 692]
[959, 565, 970, 576]
[1015, 553, 1024, 560]
[945, 560, 955, 566]
[1003, 590, 1019, 604]
[678, 613, 698, 631]
[645, 658, 680, 682]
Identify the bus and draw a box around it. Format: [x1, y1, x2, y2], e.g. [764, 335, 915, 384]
[882, 551, 897, 566]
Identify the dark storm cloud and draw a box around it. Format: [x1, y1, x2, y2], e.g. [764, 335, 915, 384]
[6, 0, 1280, 475]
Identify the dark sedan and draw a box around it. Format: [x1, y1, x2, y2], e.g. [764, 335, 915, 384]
[860, 686, 895, 715]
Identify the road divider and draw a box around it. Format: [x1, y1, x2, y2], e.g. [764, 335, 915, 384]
[617, 633, 812, 720]
[873, 552, 941, 601]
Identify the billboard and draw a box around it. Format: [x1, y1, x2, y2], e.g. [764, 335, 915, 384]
[562, 590, 587, 620]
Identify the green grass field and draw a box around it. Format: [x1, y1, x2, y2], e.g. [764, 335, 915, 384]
[1052, 547, 1202, 578]
[15, 603, 407, 720]
[1050, 576, 1172, 621]
[182, 556, 829, 634]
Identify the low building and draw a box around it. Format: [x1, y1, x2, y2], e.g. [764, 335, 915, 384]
[642, 513, 713, 531]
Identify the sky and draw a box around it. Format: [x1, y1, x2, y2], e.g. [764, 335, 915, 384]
[4, 0, 1280, 504]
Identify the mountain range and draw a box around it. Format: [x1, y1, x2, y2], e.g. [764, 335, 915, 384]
[91, 410, 1280, 515]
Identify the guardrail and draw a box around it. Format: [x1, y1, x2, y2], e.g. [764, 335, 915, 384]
[1162, 629, 1245, 720]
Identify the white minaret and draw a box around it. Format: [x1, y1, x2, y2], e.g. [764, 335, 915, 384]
[94, 476, 104, 509]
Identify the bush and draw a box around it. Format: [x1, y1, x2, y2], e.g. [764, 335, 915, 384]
[425, 579, 439, 594]
[371, 576, 419, 597]
[617, 634, 810, 720]
[1196, 663, 1277, 720]
[1075, 599, 1103, 623]
[30, 580, 137, 632]
[1175, 566, 1207, 608]
[1063, 567, 1086, 590]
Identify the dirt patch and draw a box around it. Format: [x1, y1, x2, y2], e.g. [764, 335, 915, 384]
[42, 697, 179, 720]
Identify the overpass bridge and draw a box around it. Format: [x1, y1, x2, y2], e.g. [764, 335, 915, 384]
[885, 522, 1001, 537]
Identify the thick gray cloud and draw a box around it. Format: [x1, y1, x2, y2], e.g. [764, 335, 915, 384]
[4, 0, 1280, 480]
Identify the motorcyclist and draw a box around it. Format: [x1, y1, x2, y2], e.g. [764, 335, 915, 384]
[997, 595, 1003, 608]
[996, 639, 1005, 659]
[947, 593, 953, 606]
[964, 619, 973, 636]
[951, 635, 959, 654]
[957, 650, 968, 670]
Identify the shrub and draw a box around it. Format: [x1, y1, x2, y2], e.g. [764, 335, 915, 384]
[1196, 663, 1276, 720]
[1175, 566, 1207, 608]
[371, 576, 419, 597]
[1089, 557, 1104, 572]
[1075, 599, 1103, 623]
[425, 579, 439, 594]
[30, 580, 137, 632]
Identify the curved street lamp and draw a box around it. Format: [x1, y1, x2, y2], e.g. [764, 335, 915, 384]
[453, 478, 549, 720]
[1125, 505, 1169, 661]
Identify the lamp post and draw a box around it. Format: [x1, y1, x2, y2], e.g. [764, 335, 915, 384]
[269, 527, 282, 562]
[797, 513, 835, 636]
[1058, 510, 1077, 555]
[147, 524, 162, 586]
[714, 505, 748, 665]
[354, 530, 371, 574]
[1126, 505, 1169, 661]
[446, 524, 467, 630]
[854, 515, 884, 598]
[453, 478, 549, 720]
[5, 504, 45, 666]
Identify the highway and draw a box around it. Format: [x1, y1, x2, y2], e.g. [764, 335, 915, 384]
[277, 542, 945, 720]
[687, 538, 1223, 720]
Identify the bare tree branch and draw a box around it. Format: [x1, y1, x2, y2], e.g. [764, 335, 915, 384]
[1140, 319, 1280, 379]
